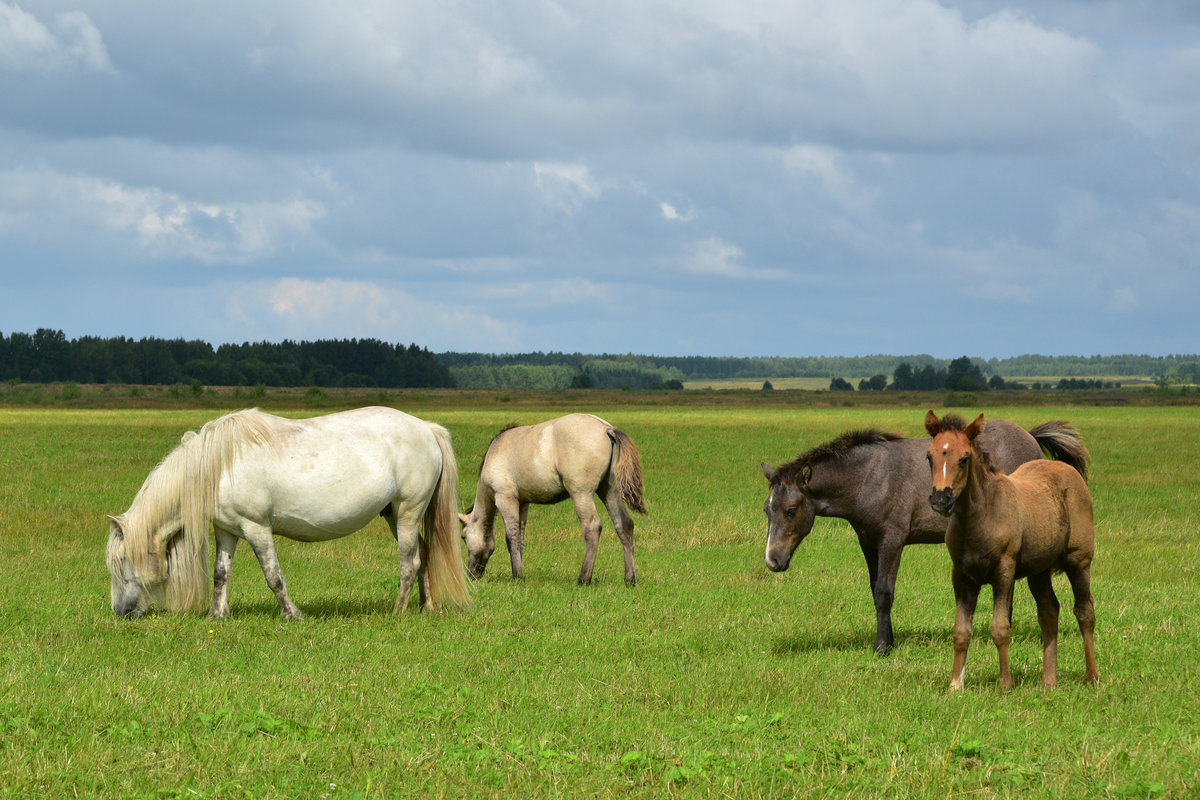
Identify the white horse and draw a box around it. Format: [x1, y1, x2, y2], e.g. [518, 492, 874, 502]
[460, 413, 646, 585]
[106, 407, 470, 619]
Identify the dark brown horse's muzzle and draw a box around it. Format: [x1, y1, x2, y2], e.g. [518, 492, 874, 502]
[929, 487, 956, 516]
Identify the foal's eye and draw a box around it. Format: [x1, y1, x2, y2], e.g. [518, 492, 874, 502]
[958, 456, 969, 467]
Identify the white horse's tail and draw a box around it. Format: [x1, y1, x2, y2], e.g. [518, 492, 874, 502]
[607, 427, 647, 514]
[423, 423, 472, 610]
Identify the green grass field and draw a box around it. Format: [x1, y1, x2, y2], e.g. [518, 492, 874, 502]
[1, 401, 1197, 798]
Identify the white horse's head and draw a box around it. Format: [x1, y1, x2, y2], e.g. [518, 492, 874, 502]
[105, 514, 173, 618]
[458, 506, 495, 579]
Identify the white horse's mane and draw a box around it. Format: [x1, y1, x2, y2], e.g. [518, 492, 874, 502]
[116, 408, 283, 611]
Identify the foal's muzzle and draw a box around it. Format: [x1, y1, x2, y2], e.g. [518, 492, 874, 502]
[929, 488, 956, 517]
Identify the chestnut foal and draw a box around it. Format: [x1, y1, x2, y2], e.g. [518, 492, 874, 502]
[925, 411, 1099, 690]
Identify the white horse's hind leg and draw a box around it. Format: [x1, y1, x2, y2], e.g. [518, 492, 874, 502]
[241, 522, 303, 619]
[210, 529, 239, 618]
[385, 502, 426, 612]
[573, 492, 603, 585]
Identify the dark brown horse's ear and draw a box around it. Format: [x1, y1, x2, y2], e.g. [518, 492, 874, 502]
[924, 410, 940, 436]
[801, 465, 812, 486]
[761, 462, 776, 482]
[966, 413, 985, 440]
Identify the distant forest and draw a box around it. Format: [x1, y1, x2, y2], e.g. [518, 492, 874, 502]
[2, 329, 1198, 390]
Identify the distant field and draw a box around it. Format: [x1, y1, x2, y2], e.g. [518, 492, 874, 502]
[2, 400, 1198, 797]
[685, 376, 1159, 391]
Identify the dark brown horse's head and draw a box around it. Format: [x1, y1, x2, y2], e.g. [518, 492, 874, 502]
[761, 461, 818, 571]
[924, 410, 985, 516]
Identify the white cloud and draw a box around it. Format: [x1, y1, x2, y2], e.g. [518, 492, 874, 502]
[0, 167, 325, 262]
[0, 3, 112, 72]
[681, 237, 788, 280]
[533, 162, 601, 214]
[659, 201, 693, 222]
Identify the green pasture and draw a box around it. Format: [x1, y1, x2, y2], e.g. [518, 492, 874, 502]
[1, 402, 1197, 798]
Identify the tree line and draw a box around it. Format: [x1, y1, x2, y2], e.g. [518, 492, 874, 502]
[0, 330, 453, 388]
[829, 357, 1132, 393]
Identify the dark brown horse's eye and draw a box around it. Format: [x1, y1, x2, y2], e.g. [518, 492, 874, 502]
[785, 506, 798, 518]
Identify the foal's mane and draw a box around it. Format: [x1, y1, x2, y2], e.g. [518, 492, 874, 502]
[118, 408, 282, 611]
[772, 429, 904, 486]
[926, 413, 998, 472]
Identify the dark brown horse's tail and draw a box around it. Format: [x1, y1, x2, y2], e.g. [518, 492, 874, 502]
[607, 427, 647, 514]
[1029, 421, 1090, 483]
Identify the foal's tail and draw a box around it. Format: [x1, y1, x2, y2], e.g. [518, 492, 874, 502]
[423, 423, 472, 611]
[1029, 421, 1091, 483]
[607, 427, 647, 514]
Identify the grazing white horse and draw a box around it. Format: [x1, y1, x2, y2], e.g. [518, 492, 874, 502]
[460, 413, 646, 585]
[106, 407, 470, 619]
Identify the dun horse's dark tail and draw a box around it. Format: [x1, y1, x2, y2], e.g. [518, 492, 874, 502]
[607, 428, 647, 514]
[1029, 421, 1090, 483]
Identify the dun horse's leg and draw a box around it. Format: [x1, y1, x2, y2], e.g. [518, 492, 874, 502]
[1065, 563, 1100, 685]
[602, 487, 636, 586]
[209, 529, 239, 619]
[950, 567, 980, 691]
[573, 493, 603, 585]
[991, 563, 1017, 691]
[242, 523, 302, 620]
[1027, 571, 1060, 688]
[495, 495, 525, 580]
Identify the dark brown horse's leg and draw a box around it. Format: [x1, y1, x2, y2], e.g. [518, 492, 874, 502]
[871, 535, 906, 657]
[1065, 563, 1100, 684]
[1027, 571, 1060, 688]
[990, 562, 1017, 691]
[950, 566, 980, 691]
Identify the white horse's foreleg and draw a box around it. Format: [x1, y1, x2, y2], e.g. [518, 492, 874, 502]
[241, 523, 303, 620]
[210, 529, 239, 619]
[573, 493, 603, 585]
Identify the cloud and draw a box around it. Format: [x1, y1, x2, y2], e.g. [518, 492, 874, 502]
[533, 162, 602, 214]
[0, 167, 325, 262]
[228, 277, 520, 350]
[0, 3, 112, 72]
[680, 237, 788, 280]
[659, 201, 693, 222]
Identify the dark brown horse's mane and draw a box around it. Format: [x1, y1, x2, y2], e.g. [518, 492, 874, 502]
[772, 429, 904, 486]
[477, 422, 520, 476]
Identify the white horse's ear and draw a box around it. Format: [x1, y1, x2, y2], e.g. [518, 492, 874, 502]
[458, 513, 470, 525]
[180, 430, 198, 444]
[107, 515, 124, 538]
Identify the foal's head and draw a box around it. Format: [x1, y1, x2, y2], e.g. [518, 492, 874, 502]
[924, 411, 985, 516]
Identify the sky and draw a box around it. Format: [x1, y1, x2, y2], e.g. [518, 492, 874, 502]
[1, 1, 1197, 358]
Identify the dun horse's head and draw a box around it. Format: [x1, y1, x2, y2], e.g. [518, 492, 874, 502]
[924, 411, 985, 517]
[761, 462, 818, 572]
[105, 515, 173, 618]
[458, 507, 495, 579]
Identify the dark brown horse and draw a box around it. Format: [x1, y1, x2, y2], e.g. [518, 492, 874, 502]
[761, 417, 1089, 655]
[925, 411, 1098, 690]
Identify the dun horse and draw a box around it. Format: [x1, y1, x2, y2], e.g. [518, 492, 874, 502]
[925, 411, 1098, 690]
[761, 417, 1089, 655]
[460, 414, 645, 585]
[106, 407, 470, 619]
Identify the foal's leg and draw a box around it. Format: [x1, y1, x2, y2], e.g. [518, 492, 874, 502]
[990, 561, 1017, 691]
[601, 485, 636, 586]
[494, 494, 525, 580]
[241, 522, 302, 620]
[572, 492, 604, 585]
[1027, 571, 1060, 688]
[1065, 562, 1100, 685]
[950, 566, 980, 691]
[209, 529, 239, 619]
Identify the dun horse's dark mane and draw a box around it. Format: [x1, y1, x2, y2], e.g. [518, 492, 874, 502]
[477, 422, 520, 476]
[772, 429, 904, 486]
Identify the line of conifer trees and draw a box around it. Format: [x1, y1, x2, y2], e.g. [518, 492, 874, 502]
[0, 329, 454, 388]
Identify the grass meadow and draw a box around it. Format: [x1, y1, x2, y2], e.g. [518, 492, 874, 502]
[1, 400, 1198, 798]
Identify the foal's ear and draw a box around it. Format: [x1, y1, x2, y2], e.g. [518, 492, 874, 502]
[965, 413, 986, 440]
[761, 462, 776, 482]
[924, 410, 940, 436]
